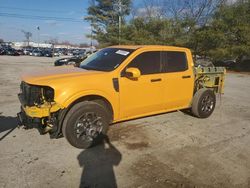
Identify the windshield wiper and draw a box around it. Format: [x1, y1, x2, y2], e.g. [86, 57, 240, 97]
[81, 65, 108, 71]
[80, 65, 97, 71]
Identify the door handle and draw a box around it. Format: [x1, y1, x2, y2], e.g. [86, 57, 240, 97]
[151, 78, 162, 82]
[182, 75, 191, 79]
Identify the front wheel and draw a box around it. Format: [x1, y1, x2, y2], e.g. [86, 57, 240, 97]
[62, 101, 109, 149]
[191, 88, 216, 118]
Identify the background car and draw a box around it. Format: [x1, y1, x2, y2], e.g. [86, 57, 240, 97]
[194, 58, 214, 67]
[213, 59, 237, 69]
[16, 49, 24, 55]
[5, 48, 20, 56]
[54, 54, 87, 67]
[0, 48, 6, 55]
[31, 50, 42, 56]
[23, 49, 32, 55]
[43, 50, 53, 57]
[235, 57, 250, 71]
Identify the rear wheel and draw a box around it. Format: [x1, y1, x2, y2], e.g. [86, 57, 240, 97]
[191, 88, 216, 118]
[62, 101, 109, 149]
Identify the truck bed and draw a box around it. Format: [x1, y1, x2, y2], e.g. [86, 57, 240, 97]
[194, 66, 226, 94]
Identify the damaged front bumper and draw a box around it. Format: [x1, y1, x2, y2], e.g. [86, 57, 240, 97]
[18, 93, 62, 118]
[17, 94, 64, 138]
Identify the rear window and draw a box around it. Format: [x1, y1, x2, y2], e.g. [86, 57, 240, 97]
[162, 51, 188, 72]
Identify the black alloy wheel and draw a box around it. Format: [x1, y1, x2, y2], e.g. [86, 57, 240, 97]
[62, 101, 109, 149]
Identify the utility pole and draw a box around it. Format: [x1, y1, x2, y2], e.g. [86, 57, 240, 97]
[113, 0, 127, 45]
[90, 25, 93, 47]
[37, 26, 40, 48]
[118, 14, 121, 45]
[21, 30, 32, 47]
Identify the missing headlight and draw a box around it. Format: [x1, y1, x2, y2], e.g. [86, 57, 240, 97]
[43, 86, 54, 102]
[19, 82, 43, 106]
[19, 82, 55, 106]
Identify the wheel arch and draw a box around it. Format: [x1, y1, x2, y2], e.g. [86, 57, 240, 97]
[67, 94, 114, 121]
[55, 94, 115, 138]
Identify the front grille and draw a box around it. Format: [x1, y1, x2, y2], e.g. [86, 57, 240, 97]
[20, 82, 43, 106]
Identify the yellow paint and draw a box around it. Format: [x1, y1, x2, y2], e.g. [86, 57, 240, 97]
[20, 45, 225, 122]
[125, 67, 141, 78]
[195, 67, 226, 94]
[22, 102, 62, 118]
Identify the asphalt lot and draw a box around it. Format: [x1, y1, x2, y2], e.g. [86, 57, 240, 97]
[0, 55, 250, 188]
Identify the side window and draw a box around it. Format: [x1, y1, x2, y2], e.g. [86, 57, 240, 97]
[163, 51, 188, 72]
[127, 51, 161, 75]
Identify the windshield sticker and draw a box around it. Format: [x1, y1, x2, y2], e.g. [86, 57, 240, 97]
[115, 50, 130, 56]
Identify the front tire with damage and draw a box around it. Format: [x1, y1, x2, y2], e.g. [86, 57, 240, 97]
[62, 101, 109, 149]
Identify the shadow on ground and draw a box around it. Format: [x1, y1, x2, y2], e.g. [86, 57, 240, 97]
[0, 115, 18, 140]
[0, 115, 18, 133]
[77, 135, 122, 188]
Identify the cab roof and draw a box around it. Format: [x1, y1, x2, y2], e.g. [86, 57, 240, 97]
[110, 45, 189, 51]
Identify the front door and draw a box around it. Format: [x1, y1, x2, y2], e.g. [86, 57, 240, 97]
[119, 51, 164, 119]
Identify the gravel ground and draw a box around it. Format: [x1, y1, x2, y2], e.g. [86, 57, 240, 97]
[0, 56, 250, 188]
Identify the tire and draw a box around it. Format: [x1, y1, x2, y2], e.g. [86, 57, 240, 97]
[191, 88, 216, 118]
[62, 101, 109, 149]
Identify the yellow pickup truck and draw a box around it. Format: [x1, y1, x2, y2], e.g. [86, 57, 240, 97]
[17, 45, 226, 148]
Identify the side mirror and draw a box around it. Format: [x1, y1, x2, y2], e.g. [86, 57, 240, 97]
[125, 67, 141, 79]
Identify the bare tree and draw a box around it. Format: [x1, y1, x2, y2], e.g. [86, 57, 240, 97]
[161, 0, 225, 25]
[135, 0, 225, 25]
[21, 30, 32, 46]
[132, 0, 165, 18]
[183, 0, 225, 24]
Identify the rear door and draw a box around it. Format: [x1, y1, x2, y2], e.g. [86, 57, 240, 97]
[161, 50, 194, 110]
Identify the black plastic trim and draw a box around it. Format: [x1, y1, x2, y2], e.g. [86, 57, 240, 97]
[112, 78, 119, 92]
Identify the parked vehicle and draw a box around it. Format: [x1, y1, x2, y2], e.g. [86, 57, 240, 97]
[5, 48, 20, 56]
[213, 59, 237, 69]
[31, 50, 42, 56]
[16, 49, 24, 55]
[235, 57, 250, 71]
[0, 48, 6, 55]
[42, 50, 53, 57]
[23, 49, 31, 55]
[53, 51, 60, 57]
[54, 54, 87, 67]
[73, 49, 86, 56]
[195, 58, 214, 67]
[17, 45, 226, 149]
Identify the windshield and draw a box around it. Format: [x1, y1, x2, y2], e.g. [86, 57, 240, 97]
[80, 48, 134, 71]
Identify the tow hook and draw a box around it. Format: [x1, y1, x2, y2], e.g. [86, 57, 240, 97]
[42, 123, 53, 134]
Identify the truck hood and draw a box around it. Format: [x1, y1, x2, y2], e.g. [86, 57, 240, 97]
[21, 66, 105, 85]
